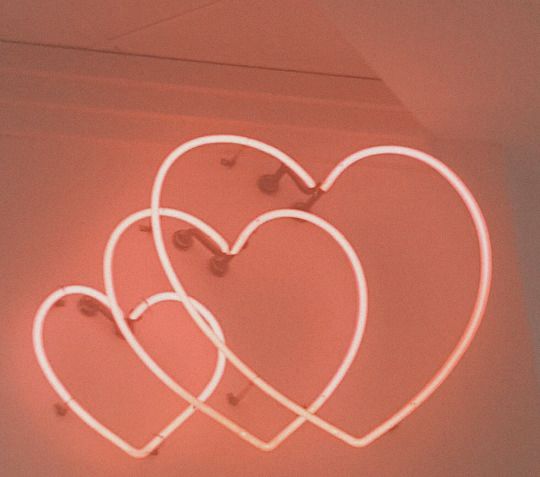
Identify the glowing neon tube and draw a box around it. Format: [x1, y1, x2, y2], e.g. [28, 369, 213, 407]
[146, 136, 491, 450]
[104, 207, 368, 451]
[34, 135, 491, 454]
[33, 287, 226, 458]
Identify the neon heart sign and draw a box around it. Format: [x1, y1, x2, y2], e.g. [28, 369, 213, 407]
[33, 135, 492, 457]
[33, 285, 226, 458]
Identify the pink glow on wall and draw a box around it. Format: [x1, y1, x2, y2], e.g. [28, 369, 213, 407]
[33, 287, 226, 458]
[32, 135, 491, 458]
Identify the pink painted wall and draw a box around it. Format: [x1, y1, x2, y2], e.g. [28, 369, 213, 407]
[1, 116, 539, 475]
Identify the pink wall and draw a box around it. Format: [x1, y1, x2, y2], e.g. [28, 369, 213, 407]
[1, 42, 539, 476]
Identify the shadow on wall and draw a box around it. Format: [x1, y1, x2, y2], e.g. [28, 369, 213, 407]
[504, 146, 540, 372]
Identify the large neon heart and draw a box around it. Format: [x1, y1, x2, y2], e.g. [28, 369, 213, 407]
[104, 207, 368, 451]
[137, 136, 491, 450]
[33, 285, 226, 458]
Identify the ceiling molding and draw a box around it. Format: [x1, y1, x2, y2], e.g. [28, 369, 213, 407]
[0, 41, 424, 144]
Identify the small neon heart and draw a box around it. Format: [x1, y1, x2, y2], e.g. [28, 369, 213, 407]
[33, 286, 226, 458]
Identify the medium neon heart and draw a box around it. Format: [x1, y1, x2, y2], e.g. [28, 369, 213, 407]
[33, 286, 226, 458]
[104, 208, 368, 451]
[143, 136, 491, 450]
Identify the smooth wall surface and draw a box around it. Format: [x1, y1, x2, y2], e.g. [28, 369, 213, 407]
[1, 43, 539, 476]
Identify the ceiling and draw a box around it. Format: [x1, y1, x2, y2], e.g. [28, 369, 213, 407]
[0, 0, 376, 77]
[2, 0, 539, 151]
[316, 0, 540, 151]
